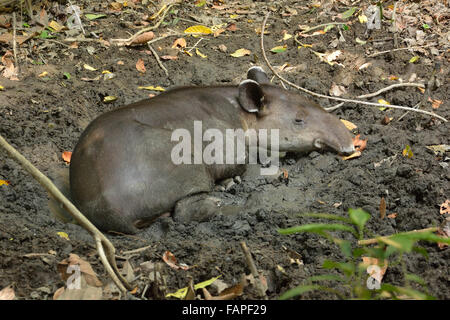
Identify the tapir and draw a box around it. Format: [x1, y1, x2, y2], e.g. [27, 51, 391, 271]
[49, 67, 354, 234]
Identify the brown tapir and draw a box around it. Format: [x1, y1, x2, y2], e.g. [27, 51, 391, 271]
[49, 67, 354, 234]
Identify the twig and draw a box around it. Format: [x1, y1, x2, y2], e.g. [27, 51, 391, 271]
[122, 245, 152, 255]
[0, 134, 132, 294]
[187, 37, 204, 53]
[260, 13, 447, 122]
[299, 22, 348, 34]
[367, 43, 436, 58]
[324, 102, 344, 112]
[148, 43, 169, 77]
[240, 241, 267, 299]
[392, 1, 399, 48]
[12, 12, 18, 75]
[358, 227, 438, 246]
[357, 83, 425, 99]
[111, 4, 175, 44]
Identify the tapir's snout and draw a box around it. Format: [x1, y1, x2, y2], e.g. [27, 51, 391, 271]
[311, 112, 355, 155]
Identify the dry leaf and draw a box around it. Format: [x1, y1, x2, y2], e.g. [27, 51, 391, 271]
[0, 179, 10, 186]
[128, 31, 155, 46]
[440, 200, 450, 215]
[162, 251, 190, 270]
[136, 58, 146, 73]
[387, 213, 397, 219]
[184, 25, 212, 34]
[329, 83, 347, 97]
[353, 134, 368, 152]
[428, 97, 442, 109]
[340, 119, 357, 130]
[0, 285, 15, 300]
[57, 254, 102, 287]
[342, 150, 361, 160]
[380, 197, 386, 219]
[161, 55, 178, 60]
[230, 48, 251, 57]
[62, 151, 72, 163]
[361, 257, 388, 284]
[172, 38, 187, 48]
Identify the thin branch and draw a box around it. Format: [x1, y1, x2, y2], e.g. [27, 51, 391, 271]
[0, 134, 132, 294]
[367, 43, 436, 58]
[240, 241, 267, 299]
[148, 43, 169, 77]
[260, 13, 447, 122]
[358, 227, 438, 246]
[357, 83, 425, 99]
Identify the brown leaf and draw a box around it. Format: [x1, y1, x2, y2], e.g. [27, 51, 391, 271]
[428, 97, 443, 110]
[128, 31, 155, 46]
[172, 38, 187, 49]
[136, 58, 146, 73]
[161, 55, 178, 60]
[227, 23, 237, 32]
[62, 151, 72, 163]
[0, 285, 15, 300]
[440, 200, 450, 215]
[57, 254, 102, 287]
[361, 257, 388, 284]
[353, 134, 368, 152]
[380, 197, 386, 219]
[387, 213, 397, 219]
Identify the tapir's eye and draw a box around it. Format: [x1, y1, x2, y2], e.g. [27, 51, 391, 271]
[294, 118, 304, 126]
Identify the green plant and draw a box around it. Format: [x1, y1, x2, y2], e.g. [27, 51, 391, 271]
[278, 208, 449, 300]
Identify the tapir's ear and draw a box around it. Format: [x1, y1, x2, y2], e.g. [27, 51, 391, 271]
[238, 79, 265, 113]
[247, 66, 270, 84]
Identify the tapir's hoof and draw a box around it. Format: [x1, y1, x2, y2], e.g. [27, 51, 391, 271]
[173, 194, 222, 223]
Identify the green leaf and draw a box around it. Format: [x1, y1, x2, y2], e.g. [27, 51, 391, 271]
[308, 274, 346, 283]
[270, 45, 287, 53]
[409, 56, 419, 63]
[422, 24, 430, 30]
[412, 246, 429, 260]
[405, 273, 426, 286]
[63, 72, 71, 80]
[38, 30, 56, 39]
[337, 239, 352, 258]
[23, 22, 30, 28]
[341, 7, 356, 19]
[85, 13, 107, 21]
[278, 223, 356, 236]
[348, 208, 370, 231]
[322, 260, 355, 276]
[279, 285, 321, 300]
[342, 24, 349, 31]
[195, 0, 206, 7]
[380, 284, 434, 300]
[323, 24, 335, 32]
[300, 213, 352, 224]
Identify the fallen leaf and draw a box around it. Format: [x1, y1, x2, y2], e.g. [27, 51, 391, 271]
[196, 48, 207, 58]
[270, 45, 287, 53]
[136, 58, 146, 73]
[38, 71, 49, 77]
[0, 285, 15, 300]
[428, 97, 442, 109]
[127, 31, 155, 46]
[230, 48, 251, 57]
[402, 145, 413, 158]
[83, 64, 97, 71]
[227, 23, 237, 32]
[138, 85, 165, 91]
[440, 200, 450, 215]
[213, 28, 226, 37]
[361, 257, 388, 284]
[85, 14, 107, 21]
[342, 150, 361, 160]
[161, 55, 178, 60]
[378, 99, 390, 111]
[353, 134, 368, 152]
[425, 145, 449, 156]
[0, 180, 10, 186]
[409, 56, 419, 63]
[62, 151, 72, 163]
[387, 213, 397, 219]
[162, 251, 190, 270]
[218, 44, 227, 52]
[329, 83, 347, 97]
[380, 197, 386, 219]
[172, 38, 187, 48]
[57, 232, 70, 240]
[49, 20, 64, 32]
[340, 119, 357, 130]
[166, 276, 221, 299]
[184, 25, 212, 35]
[103, 96, 117, 103]
[57, 254, 102, 287]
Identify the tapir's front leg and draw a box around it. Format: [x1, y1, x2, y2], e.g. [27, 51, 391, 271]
[173, 193, 223, 223]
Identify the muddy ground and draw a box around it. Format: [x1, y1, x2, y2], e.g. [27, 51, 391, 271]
[0, 0, 448, 300]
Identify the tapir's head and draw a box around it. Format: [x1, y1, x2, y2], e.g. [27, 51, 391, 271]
[238, 66, 355, 155]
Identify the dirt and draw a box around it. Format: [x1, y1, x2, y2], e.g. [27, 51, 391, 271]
[0, 0, 449, 300]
